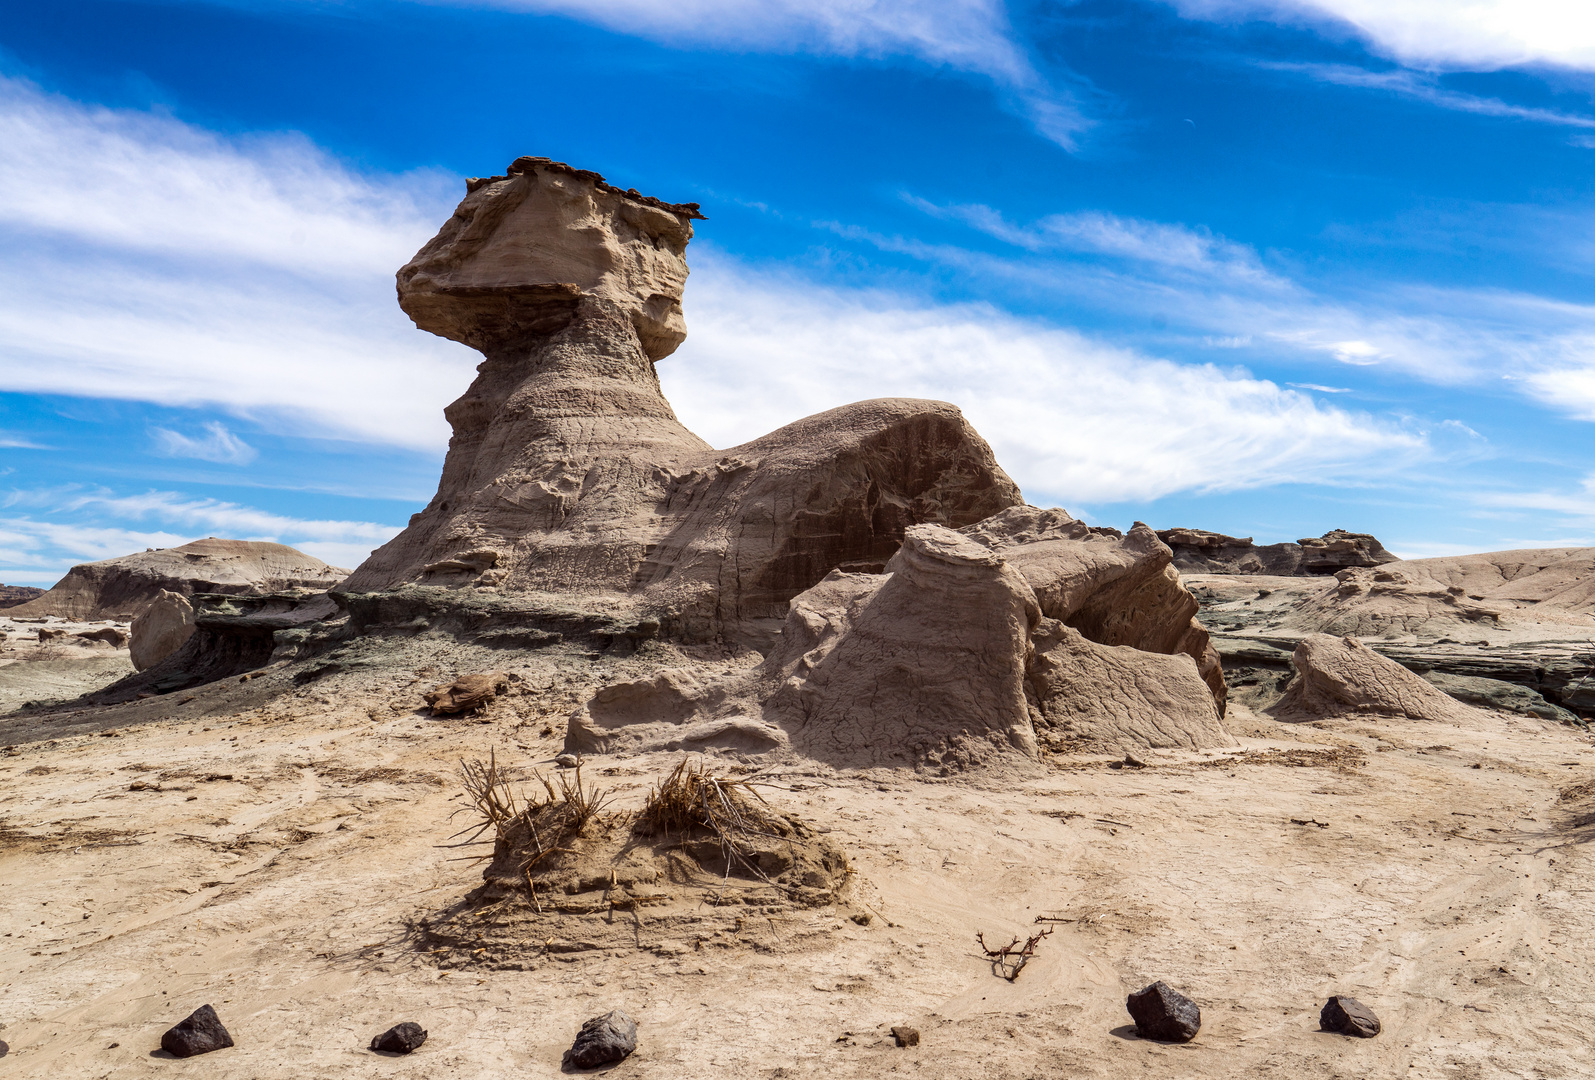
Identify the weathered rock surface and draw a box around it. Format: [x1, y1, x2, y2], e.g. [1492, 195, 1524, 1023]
[129, 590, 195, 671]
[1320, 995, 1381, 1038]
[342, 157, 1020, 645]
[0, 584, 44, 609]
[1274, 634, 1480, 723]
[1422, 671, 1580, 726]
[979, 509, 1225, 713]
[1159, 527, 1396, 576]
[160, 1004, 234, 1057]
[9, 538, 348, 621]
[563, 1008, 637, 1069]
[369, 1021, 428, 1054]
[1125, 981, 1201, 1042]
[425, 671, 508, 714]
[74, 626, 128, 648]
[568, 522, 1231, 764]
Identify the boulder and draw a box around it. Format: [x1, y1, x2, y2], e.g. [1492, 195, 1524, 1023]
[75, 626, 129, 648]
[424, 671, 509, 714]
[369, 1022, 428, 1053]
[341, 156, 1020, 645]
[8, 538, 348, 620]
[130, 590, 195, 671]
[160, 1004, 234, 1058]
[1158, 527, 1396, 576]
[1274, 634, 1479, 723]
[563, 1008, 638, 1070]
[1125, 981, 1201, 1042]
[1320, 995, 1381, 1038]
[891, 1025, 920, 1047]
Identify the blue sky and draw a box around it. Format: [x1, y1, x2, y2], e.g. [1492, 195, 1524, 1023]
[3, 0, 1595, 585]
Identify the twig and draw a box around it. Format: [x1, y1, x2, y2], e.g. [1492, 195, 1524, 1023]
[976, 925, 1053, 981]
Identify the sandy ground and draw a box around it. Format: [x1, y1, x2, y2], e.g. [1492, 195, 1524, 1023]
[3, 633, 1595, 1079]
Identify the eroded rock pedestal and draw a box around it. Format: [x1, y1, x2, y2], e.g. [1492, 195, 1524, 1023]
[341, 157, 1019, 645]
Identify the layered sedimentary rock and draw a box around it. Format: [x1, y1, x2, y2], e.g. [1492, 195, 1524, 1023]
[342, 157, 1019, 643]
[1159, 528, 1396, 576]
[9, 538, 348, 621]
[1274, 634, 1478, 723]
[0, 584, 44, 609]
[568, 522, 1232, 765]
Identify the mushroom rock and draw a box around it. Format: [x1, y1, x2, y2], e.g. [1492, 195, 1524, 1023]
[341, 157, 1020, 643]
[963, 507, 1226, 714]
[1274, 633, 1480, 723]
[7, 538, 348, 621]
[566, 524, 1232, 765]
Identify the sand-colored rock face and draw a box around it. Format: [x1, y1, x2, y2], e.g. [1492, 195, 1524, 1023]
[128, 590, 195, 672]
[567, 522, 1231, 764]
[345, 158, 1021, 642]
[1275, 633, 1478, 723]
[9, 538, 349, 621]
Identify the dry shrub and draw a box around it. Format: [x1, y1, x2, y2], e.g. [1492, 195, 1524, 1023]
[457, 751, 610, 851]
[637, 758, 787, 882]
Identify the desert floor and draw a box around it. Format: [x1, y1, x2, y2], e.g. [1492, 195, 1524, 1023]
[3, 628, 1595, 1080]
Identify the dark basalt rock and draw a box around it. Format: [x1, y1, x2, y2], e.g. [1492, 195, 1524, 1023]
[370, 1021, 428, 1054]
[160, 1004, 234, 1058]
[1126, 981, 1201, 1042]
[563, 1008, 638, 1070]
[1320, 995, 1381, 1038]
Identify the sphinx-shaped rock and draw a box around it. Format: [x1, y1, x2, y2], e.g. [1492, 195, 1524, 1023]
[567, 524, 1231, 765]
[342, 157, 1020, 643]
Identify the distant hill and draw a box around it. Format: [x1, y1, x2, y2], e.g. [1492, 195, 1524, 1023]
[0, 584, 46, 609]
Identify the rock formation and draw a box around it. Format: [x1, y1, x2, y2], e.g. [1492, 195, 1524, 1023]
[129, 590, 195, 671]
[568, 521, 1232, 765]
[1158, 527, 1396, 576]
[339, 157, 1020, 645]
[1273, 634, 1479, 723]
[9, 538, 348, 621]
[0, 584, 44, 609]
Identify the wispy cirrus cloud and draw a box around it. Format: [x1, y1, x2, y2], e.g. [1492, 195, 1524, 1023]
[1259, 61, 1595, 129]
[151, 421, 258, 465]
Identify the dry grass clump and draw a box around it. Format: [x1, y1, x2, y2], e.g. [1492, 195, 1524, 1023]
[456, 751, 610, 850]
[637, 758, 788, 882]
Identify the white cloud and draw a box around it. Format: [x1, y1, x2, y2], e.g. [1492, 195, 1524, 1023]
[1172, 1, 1595, 72]
[664, 256, 1426, 504]
[152, 421, 258, 465]
[0, 75, 476, 452]
[420, 0, 1088, 147]
[1260, 61, 1595, 127]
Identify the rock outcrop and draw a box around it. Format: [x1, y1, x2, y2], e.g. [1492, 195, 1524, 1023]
[9, 539, 348, 621]
[0, 584, 44, 609]
[567, 521, 1232, 765]
[1274, 634, 1479, 723]
[1159, 528, 1396, 576]
[129, 590, 196, 671]
[340, 157, 1021, 645]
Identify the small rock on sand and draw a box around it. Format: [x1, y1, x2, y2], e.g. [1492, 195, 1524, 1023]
[370, 1021, 428, 1053]
[1126, 981, 1201, 1042]
[891, 1026, 920, 1047]
[160, 1004, 234, 1057]
[1320, 995, 1381, 1038]
[563, 1008, 637, 1070]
